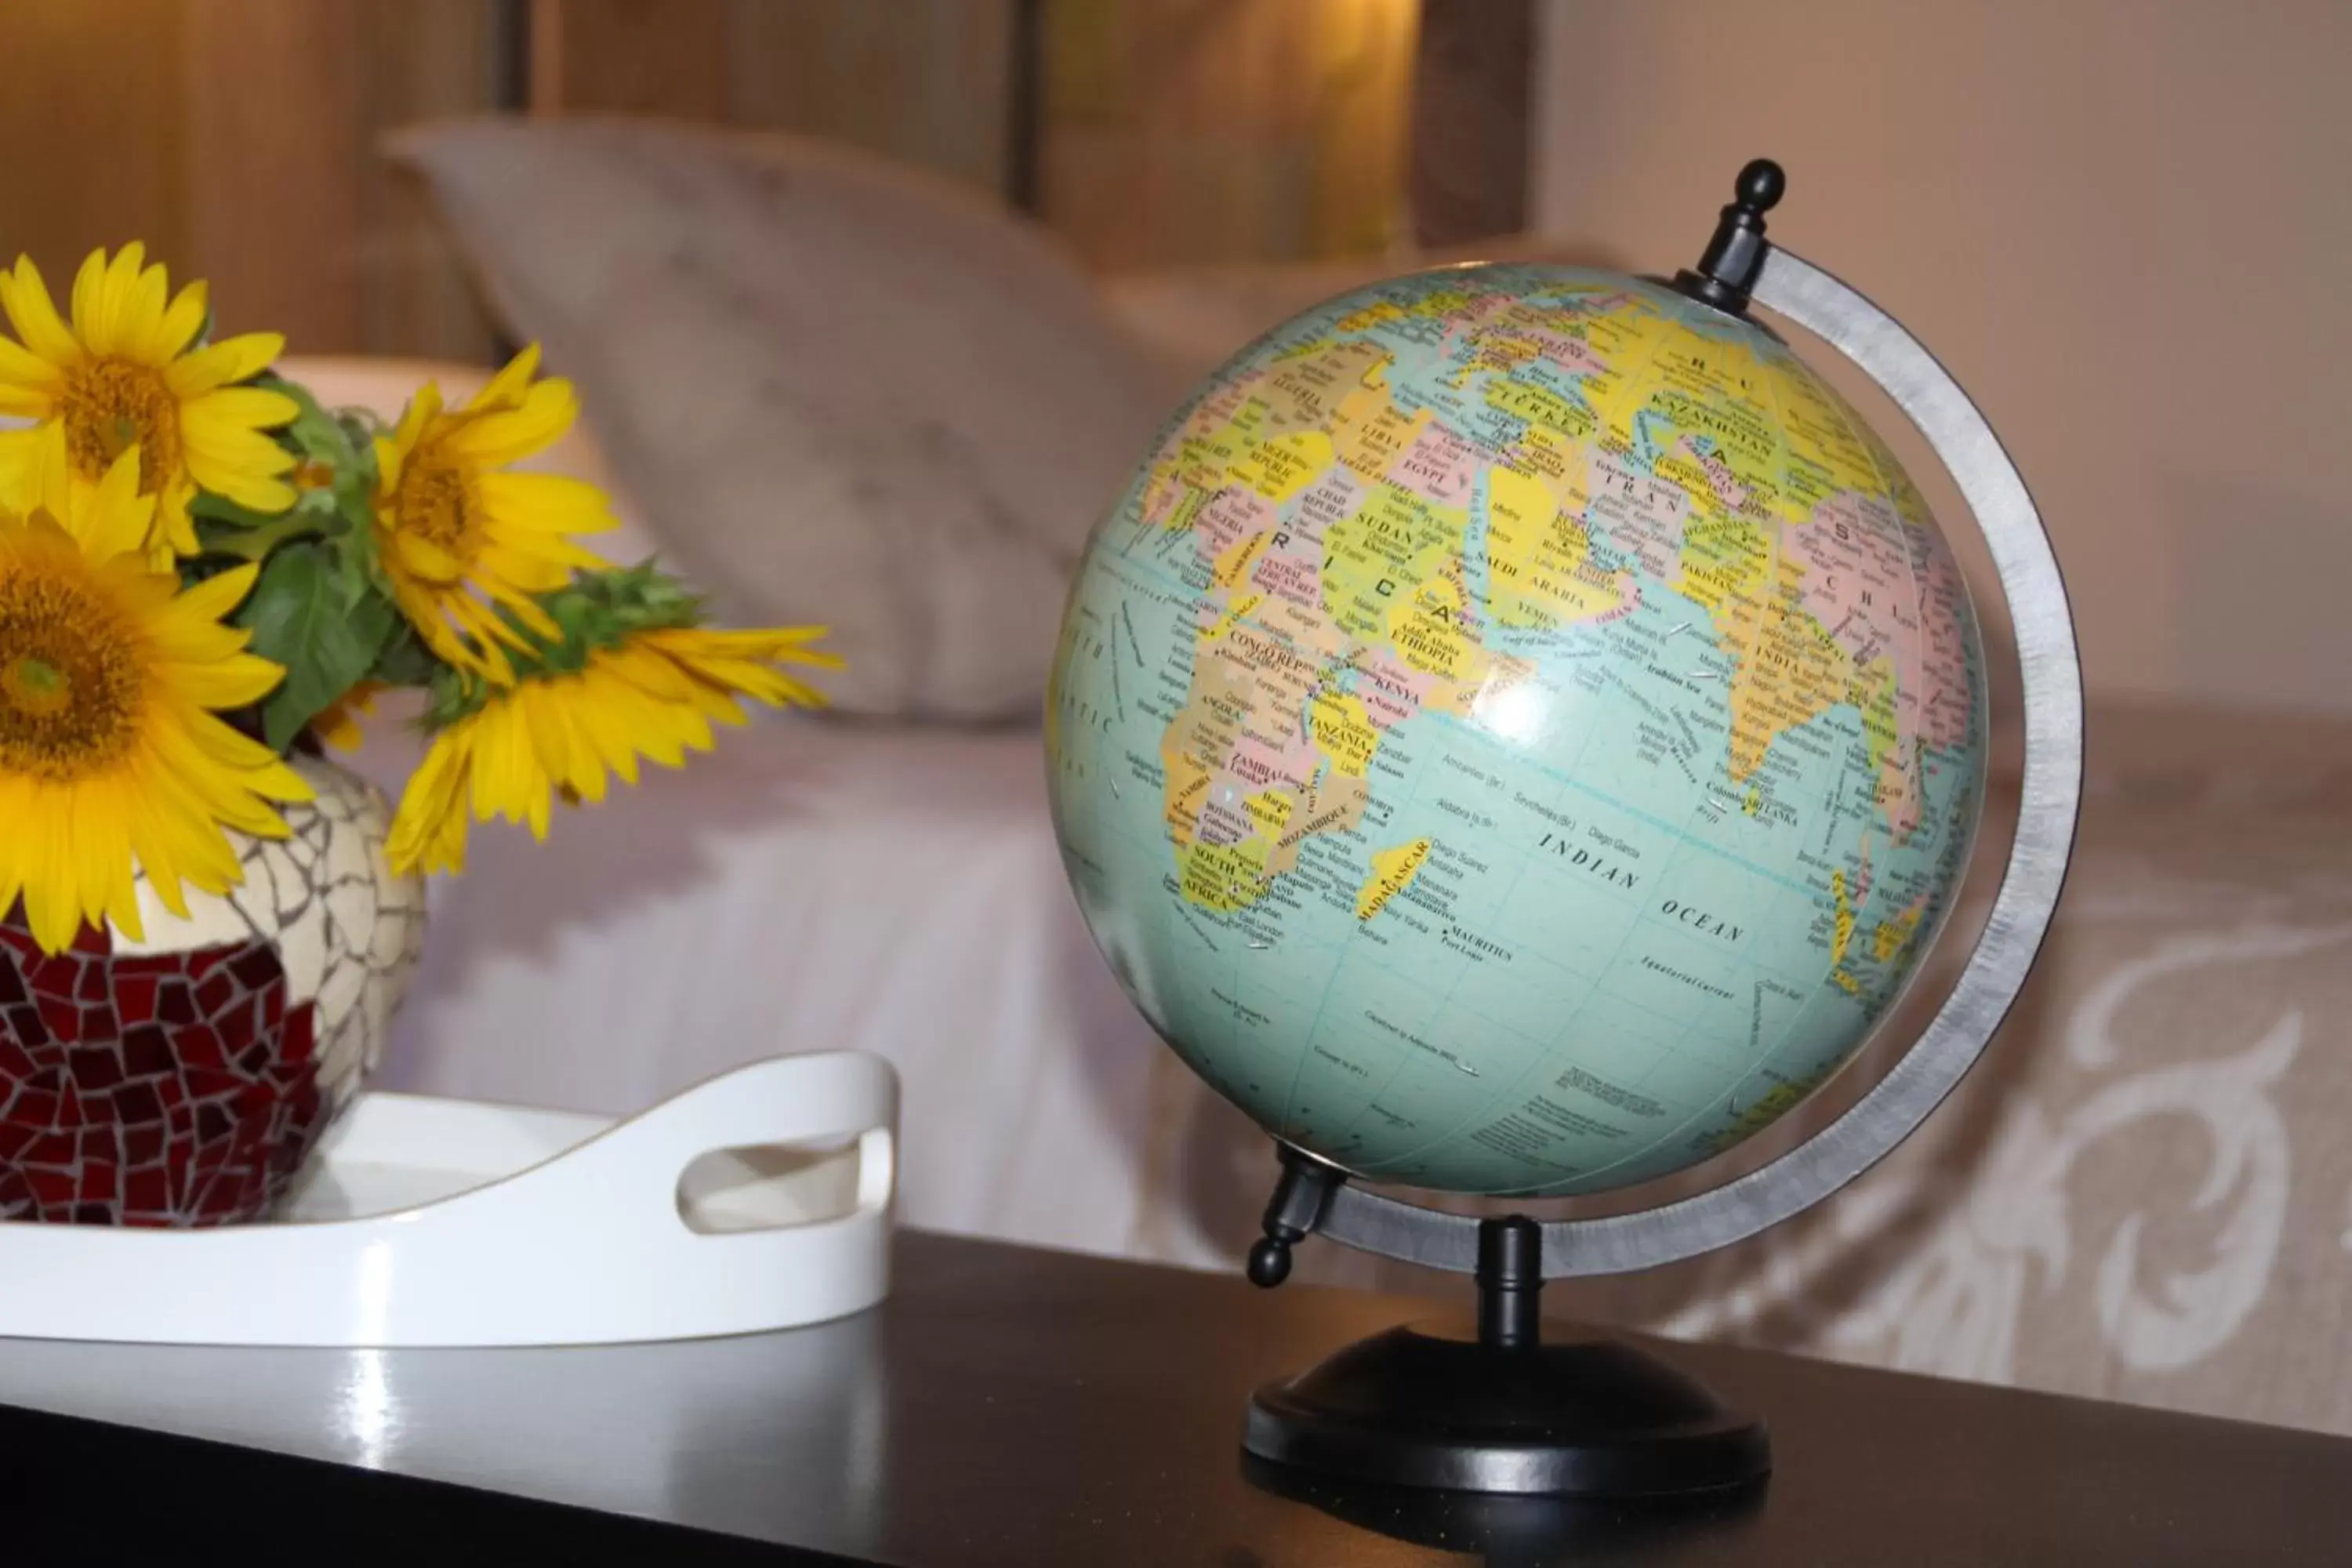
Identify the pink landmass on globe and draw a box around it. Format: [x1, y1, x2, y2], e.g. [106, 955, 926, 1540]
[1356, 652, 1439, 731]
[1250, 547, 1321, 611]
[1388, 424, 1481, 507]
[1588, 449, 1690, 580]
[1193, 485, 1274, 562]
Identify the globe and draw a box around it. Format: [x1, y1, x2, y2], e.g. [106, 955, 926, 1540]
[1047, 262, 1987, 1199]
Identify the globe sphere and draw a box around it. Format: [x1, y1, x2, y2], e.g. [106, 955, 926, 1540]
[1047, 264, 1985, 1197]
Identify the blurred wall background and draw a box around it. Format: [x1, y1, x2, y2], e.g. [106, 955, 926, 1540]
[0, 0, 507, 360]
[1533, 0, 2352, 717]
[0, 0, 1424, 350]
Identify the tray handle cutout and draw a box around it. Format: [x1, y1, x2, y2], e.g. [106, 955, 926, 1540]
[676, 1127, 896, 1236]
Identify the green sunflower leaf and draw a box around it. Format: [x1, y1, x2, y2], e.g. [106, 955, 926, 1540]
[418, 563, 710, 727]
[370, 622, 445, 690]
[191, 488, 293, 529]
[193, 494, 326, 561]
[241, 541, 399, 753]
[259, 375, 359, 470]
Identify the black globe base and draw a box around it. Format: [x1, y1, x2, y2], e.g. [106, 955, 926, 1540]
[1243, 1319, 1769, 1497]
[1239, 1450, 1766, 1565]
[1243, 1179, 1768, 1498]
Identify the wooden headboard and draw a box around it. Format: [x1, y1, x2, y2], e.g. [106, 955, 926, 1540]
[0, 0, 1526, 361]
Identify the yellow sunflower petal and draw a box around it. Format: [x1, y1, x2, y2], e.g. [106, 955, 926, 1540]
[0, 256, 82, 365]
[71, 443, 158, 561]
[109, 252, 171, 362]
[0, 782, 27, 917]
[67, 248, 114, 348]
[149, 481, 201, 559]
[0, 332, 60, 399]
[442, 379, 577, 466]
[466, 343, 543, 413]
[182, 430, 297, 514]
[474, 472, 618, 535]
[23, 823, 87, 954]
[156, 278, 209, 361]
[171, 560, 260, 623]
[162, 330, 285, 398]
[475, 540, 594, 592]
[388, 728, 474, 877]
[74, 776, 143, 942]
[384, 383, 445, 465]
[0, 428, 43, 515]
[13, 419, 71, 522]
[183, 383, 300, 434]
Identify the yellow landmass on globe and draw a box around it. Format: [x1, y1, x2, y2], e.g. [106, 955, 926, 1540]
[1333, 299, 1405, 334]
[1179, 836, 1272, 913]
[1321, 481, 1465, 637]
[1331, 378, 1430, 483]
[1772, 361, 1890, 501]
[1851, 655, 1917, 833]
[1829, 867, 1860, 995]
[1486, 465, 1625, 630]
[1272, 771, 1371, 873]
[1234, 430, 1334, 503]
[1387, 573, 1483, 684]
[1717, 559, 1853, 785]
[1260, 339, 1388, 431]
[1677, 511, 1771, 615]
[1484, 379, 1592, 443]
[1507, 422, 1587, 494]
[1243, 787, 1295, 837]
[1356, 837, 1433, 921]
[1708, 1063, 1835, 1154]
[1211, 528, 1270, 591]
[1309, 690, 1380, 776]
[1872, 897, 1928, 964]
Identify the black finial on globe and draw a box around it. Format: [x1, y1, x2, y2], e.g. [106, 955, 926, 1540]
[1247, 1236, 1294, 1287]
[1735, 158, 1785, 211]
[1671, 158, 1787, 317]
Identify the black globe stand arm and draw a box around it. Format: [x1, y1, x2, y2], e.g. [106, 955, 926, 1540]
[1246, 1143, 1345, 1288]
[1475, 1215, 1542, 1350]
[1247, 1151, 1547, 1352]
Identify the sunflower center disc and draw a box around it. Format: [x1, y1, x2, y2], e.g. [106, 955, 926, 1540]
[0, 566, 145, 781]
[396, 459, 482, 575]
[60, 357, 182, 490]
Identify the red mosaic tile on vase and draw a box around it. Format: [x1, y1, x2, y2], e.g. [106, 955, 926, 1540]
[0, 757, 425, 1227]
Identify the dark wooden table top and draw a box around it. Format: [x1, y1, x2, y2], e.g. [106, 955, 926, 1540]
[1, 1228, 2348, 1564]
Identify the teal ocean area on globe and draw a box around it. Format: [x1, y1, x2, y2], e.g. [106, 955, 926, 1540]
[1047, 264, 1986, 1198]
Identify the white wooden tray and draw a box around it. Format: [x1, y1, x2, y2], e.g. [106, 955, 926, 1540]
[0, 1051, 898, 1348]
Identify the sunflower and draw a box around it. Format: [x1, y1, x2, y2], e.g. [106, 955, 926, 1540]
[373, 346, 616, 684]
[0, 462, 312, 956]
[0, 245, 300, 557]
[386, 624, 837, 876]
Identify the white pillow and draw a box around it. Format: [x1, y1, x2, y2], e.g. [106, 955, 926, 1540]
[389, 118, 1175, 720]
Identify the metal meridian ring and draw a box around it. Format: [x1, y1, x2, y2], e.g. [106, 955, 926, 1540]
[1316, 245, 2085, 1278]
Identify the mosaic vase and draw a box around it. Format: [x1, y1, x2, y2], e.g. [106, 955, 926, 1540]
[0, 755, 426, 1225]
